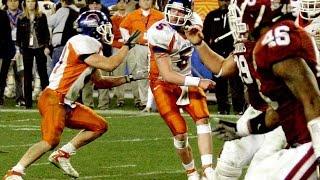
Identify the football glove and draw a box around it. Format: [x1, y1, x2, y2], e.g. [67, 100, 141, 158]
[124, 30, 141, 49]
[212, 119, 241, 141]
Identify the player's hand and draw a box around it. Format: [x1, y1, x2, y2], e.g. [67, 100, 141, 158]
[198, 79, 215, 90]
[212, 119, 241, 141]
[13, 51, 21, 61]
[184, 25, 204, 45]
[124, 30, 141, 49]
[44, 47, 50, 56]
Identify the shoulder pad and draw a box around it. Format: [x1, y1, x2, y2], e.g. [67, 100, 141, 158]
[147, 21, 174, 50]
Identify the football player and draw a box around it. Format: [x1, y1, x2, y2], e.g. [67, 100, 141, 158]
[185, 1, 288, 178]
[186, 0, 320, 178]
[147, 0, 216, 179]
[3, 10, 142, 180]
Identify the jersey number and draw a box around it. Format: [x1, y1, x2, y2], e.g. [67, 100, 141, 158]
[156, 23, 167, 30]
[261, 25, 290, 47]
[235, 55, 253, 84]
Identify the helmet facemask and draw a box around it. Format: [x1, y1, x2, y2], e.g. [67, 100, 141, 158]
[299, 0, 320, 20]
[228, 1, 248, 43]
[96, 23, 114, 45]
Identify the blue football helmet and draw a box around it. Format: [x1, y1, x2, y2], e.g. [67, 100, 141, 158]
[74, 10, 114, 44]
[164, 0, 193, 26]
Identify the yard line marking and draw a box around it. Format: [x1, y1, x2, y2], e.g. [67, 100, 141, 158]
[0, 143, 34, 148]
[78, 169, 184, 179]
[32, 162, 50, 166]
[101, 164, 137, 169]
[13, 128, 40, 131]
[0, 108, 240, 118]
[0, 109, 145, 115]
[0, 136, 198, 148]
[134, 170, 184, 176]
[0, 118, 38, 123]
[96, 136, 198, 144]
[0, 124, 39, 128]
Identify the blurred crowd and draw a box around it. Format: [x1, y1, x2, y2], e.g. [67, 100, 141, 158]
[0, 0, 246, 114]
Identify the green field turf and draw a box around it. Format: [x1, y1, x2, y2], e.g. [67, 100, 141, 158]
[0, 99, 239, 180]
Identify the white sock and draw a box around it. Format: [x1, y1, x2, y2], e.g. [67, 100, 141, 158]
[182, 159, 195, 171]
[60, 142, 76, 154]
[12, 163, 25, 174]
[201, 154, 213, 167]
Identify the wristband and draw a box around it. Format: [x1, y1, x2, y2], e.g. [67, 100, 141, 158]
[184, 76, 200, 86]
[214, 68, 223, 78]
[236, 116, 250, 137]
[308, 117, 320, 158]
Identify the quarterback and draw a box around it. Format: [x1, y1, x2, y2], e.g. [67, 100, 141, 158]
[147, 0, 216, 179]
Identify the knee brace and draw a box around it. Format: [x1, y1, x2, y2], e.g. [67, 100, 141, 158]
[216, 158, 242, 179]
[197, 123, 211, 134]
[173, 136, 189, 149]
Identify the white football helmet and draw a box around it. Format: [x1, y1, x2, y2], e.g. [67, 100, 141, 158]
[164, 0, 193, 26]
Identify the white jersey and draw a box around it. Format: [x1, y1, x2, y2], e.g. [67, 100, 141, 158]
[304, 17, 320, 49]
[48, 34, 103, 102]
[148, 19, 194, 79]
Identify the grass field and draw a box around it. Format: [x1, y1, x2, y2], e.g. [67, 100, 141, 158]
[0, 99, 239, 180]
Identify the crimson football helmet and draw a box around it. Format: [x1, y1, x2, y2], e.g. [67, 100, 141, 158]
[228, 0, 287, 41]
[74, 10, 114, 44]
[164, 0, 193, 26]
[299, 0, 320, 20]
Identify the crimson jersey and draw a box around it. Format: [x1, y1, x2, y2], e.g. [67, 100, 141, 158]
[253, 20, 319, 145]
[233, 41, 268, 111]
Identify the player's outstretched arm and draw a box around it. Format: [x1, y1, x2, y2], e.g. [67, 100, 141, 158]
[184, 26, 237, 77]
[84, 31, 141, 71]
[91, 68, 148, 89]
[91, 69, 127, 89]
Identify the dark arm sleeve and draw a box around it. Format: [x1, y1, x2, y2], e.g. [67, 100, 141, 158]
[42, 14, 50, 47]
[16, 17, 22, 49]
[0, 11, 15, 59]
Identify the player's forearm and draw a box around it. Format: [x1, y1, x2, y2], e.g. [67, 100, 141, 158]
[91, 69, 127, 89]
[104, 45, 129, 71]
[161, 71, 186, 86]
[195, 42, 224, 74]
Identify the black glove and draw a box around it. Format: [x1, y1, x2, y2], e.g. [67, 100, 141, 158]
[212, 119, 241, 141]
[124, 30, 141, 49]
